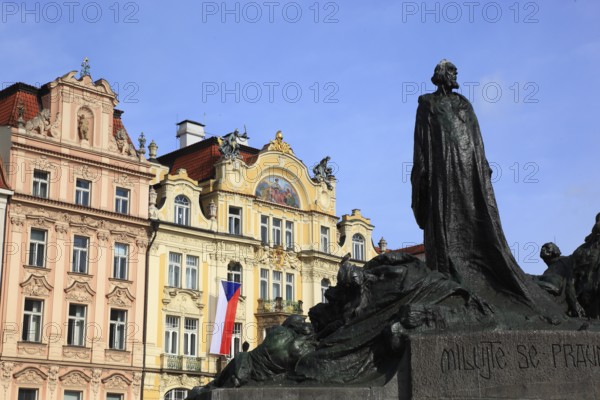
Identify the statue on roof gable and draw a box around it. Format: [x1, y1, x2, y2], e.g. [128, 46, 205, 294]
[218, 128, 249, 160]
[312, 156, 334, 190]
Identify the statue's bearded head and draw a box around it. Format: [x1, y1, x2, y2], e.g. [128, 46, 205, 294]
[431, 59, 459, 91]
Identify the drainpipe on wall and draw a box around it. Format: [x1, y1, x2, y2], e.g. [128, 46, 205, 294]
[141, 219, 160, 400]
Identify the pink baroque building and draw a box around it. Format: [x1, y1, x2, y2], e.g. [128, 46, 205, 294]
[0, 71, 153, 400]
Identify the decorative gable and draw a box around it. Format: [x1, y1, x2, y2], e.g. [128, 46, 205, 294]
[20, 275, 53, 297]
[64, 281, 96, 303]
[106, 287, 135, 307]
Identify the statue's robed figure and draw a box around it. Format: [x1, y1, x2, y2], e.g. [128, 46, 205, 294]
[411, 60, 544, 308]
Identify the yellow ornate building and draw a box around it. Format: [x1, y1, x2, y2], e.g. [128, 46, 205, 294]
[0, 71, 152, 400]
[142, 124, 377, 399]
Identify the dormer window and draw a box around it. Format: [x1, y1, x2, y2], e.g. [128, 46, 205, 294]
[174, 195, 190, 226]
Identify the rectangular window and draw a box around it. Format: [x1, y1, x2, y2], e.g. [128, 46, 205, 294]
[231, 322, 242, 357]
[260, 215, 269, 245]
[67, 304, 87, 346]
[32, 170, 49, 198]
[75, 179, 91, 207]
[272, 218, 282, 246]
[184, 318, 198, 356]
[285, 273, 294, 301]
[168, 252, 182, 288]
[165, 315, 179, 354]
[28, 229, 46, 267]
[185, 255, 199, 290]
[18, 389, 38, 400]
[64, 390, 82, 400]
[22, 299, 43, 342]
[72, 236, 89, 274]
[115, 187, 130, 214]
[272, 271, 282, 299]
[285, 221, 294, 250]
[260, 269, 269, 300]
[228, 206, 242, 235]
[113, 243, 128, 280]
[320, 226, 330, 253]
[109, 309, 127, 350]
[106, 395, 123, 400]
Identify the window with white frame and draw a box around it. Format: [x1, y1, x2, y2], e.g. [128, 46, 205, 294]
[22, 299, 43, 342]
[115, 187, 130, 214]
[106, 394, 123, 400]
[174, 195, 190, 226]
[72, 236, 89, 274]
[18, 388, 38, 400]
[168, 252, 182, 288]
[260, 269, 269, 299]
[75, 179, 91, 206]
[260, 215, 269, 245]
[321, 279, 330, 303]
[352, 234, 365, 261]
[113, 243, 128, 280]
[185, 255, 199, 290]
[67, 304, 86, 346]
[227, 262, 242, 285]
[272, 218, 282, 246]
[164, 316, 179, 354]
[64, 390, 82, 400]
[320, 226, 330, 253]
[228, 206, 242, 235]
[28, 229, 46, 267]
[285, 273, 294, 301]
[109, 309, 127, 350]
[231, 322, 242, 357]
[272, 271, 282, 299]
[285, 221, 294, 250]
[32, 170, 49, 198]
[183, 318, 198, 356]
[164, 389, 188, 400]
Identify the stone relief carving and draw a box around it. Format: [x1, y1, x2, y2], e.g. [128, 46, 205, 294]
[106, 287, 135, 307]
[17, 342, 46, 356]
[20, 275, 53, 297]
[77, 112, 90, 140]
[59, 370, 91, 386]
[62, 346, 91, 360]
[64, 281, 96, 303]
[162, 288, 203, 312]
[14, 367, 48, 384]
[132, 372, 142, 396]
[90, 368, 102, 396]
[102, 373, 131, 389]
[47, 365, 59, 394]
[49, 111, 61, 138]
[105, 350, 130, 363]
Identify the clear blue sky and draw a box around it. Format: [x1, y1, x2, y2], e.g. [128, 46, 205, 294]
[2, 1, 598, 274]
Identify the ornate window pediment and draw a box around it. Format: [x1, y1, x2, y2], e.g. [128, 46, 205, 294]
[14, 367, 48, 384]
[64, 281, 96, 303]
[102, 373, 131, 390]
[59, 370, 91, 387]
[20, 275, 53, 297]
[106, 286, 135, 307]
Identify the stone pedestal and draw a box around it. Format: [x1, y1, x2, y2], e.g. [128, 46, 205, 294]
[198, 330, 600, 400]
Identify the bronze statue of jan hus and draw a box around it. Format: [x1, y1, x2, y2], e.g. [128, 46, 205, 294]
[411, 60, 561, 315]
[573, 212, 600, 317]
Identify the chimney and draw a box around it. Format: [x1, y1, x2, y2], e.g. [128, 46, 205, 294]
[176, 120, 205, 148]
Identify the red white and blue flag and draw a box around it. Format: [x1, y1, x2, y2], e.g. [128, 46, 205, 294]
[209, 280, 242, 355]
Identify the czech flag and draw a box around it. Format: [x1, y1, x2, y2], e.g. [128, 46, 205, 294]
[209, 280, 242, 355]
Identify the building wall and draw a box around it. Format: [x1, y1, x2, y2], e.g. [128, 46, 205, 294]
[0, 72, 152, 400]
[142, 133, 378, 399]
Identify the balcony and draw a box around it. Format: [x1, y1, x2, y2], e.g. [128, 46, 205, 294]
[161, 354, 204, 372]
[256, 297, 303, 314]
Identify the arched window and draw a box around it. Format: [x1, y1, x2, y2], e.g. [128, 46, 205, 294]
[174, 195, 190, 226]
[164, 388, 188, 400]
[321, 278, 330, 303]
[352, 234, 365, 261]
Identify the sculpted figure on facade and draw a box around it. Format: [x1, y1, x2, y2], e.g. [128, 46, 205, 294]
[25, 109, 51, 135]
[78, 113, 89, 140]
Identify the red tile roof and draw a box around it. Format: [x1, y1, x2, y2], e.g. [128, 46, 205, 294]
[157, 138, 260, 182]
[0, 156, 10, 190]
[0, 83, 42, 126]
